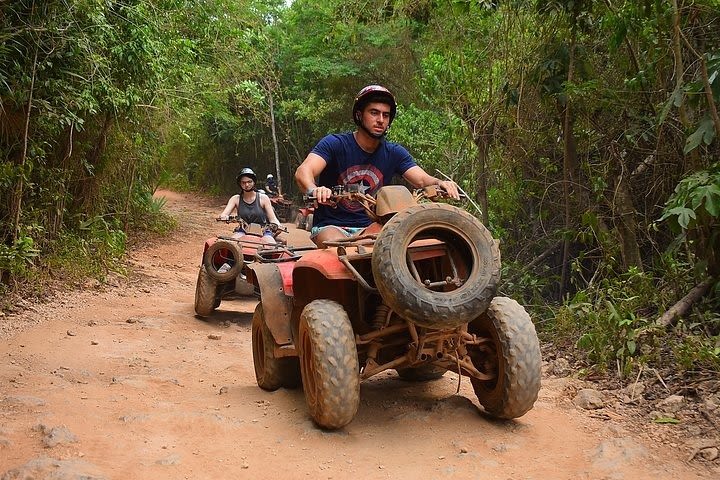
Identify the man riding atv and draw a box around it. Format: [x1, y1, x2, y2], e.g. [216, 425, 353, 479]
[245, 86, 541, 430]
[294, 84, 460, 248]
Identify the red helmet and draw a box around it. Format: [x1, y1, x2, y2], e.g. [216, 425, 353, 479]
[352, 85, 397, 126]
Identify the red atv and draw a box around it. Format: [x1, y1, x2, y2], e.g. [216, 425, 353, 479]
[294, 205, 314, 232]
[194, 218, 291, 317]
[247, 184, 542, 429]
[267, 193, 295, 223]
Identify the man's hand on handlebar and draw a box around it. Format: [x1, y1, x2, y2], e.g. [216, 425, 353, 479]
[435, 180, 461, 200]
[308, 186, 334, 205]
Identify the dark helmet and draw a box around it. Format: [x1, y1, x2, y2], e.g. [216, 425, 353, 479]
[352, 85, 397, 126]
[236, 167, 257, 184]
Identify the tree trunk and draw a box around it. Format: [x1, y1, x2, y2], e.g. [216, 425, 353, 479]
[671, 0, 689, 128]
[656, 278, 714, 327]
[560, 33, 578, 301]
[9, 47, 38, 244]
[75, 113, 114, 214]
[473, 125, 492, 225]
[612, 176, 644, 271]
[267, 83, 282, 194]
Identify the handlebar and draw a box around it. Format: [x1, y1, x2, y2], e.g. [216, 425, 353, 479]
[302, 184, 465, 224]
[303, 184, 464, 204]
[215, 216, 288, 235]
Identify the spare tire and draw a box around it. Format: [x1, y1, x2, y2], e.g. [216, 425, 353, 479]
[372, 203, 500, 330]
[203, 240, 242, 282]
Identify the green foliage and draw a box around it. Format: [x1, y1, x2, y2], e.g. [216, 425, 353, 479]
[555, 268, 664, 375]
[673, 333, 720, 371]
[128, 191, 177, 235]
[682, 52, 720, 154]
[47, 214, 127, 280]
[0, 235, 40, 275]
[659, 164, 720, 232]
[389, 104, 470, 176]
[658, 163, 720, 275]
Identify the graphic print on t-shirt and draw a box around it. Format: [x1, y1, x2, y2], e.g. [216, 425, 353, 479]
[338, 165, 383, 211]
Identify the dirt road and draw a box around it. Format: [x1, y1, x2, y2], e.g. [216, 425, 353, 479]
[1, 190, 717, 479]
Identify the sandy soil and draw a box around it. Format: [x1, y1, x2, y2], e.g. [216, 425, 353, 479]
[1, 189, 718, 480]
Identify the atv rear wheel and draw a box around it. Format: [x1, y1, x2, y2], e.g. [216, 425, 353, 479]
[372, 203, 500, 329]
[252, 303, 301, 390]
[203, 240, 242, 282]
[194, 265, 220, 317]
[396, 364, 446, 382]
[468, 297, 541, 419]
[299, 300, 360, 429]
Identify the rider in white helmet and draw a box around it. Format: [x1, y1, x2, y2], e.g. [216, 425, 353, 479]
[265, 173, 279, 196]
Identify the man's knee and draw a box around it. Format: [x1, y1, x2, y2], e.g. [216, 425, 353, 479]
[312, 226, 346, 248]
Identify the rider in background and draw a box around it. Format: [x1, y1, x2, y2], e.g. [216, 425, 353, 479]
[265, 173, 280, 196]
[219, 167, 282, 244]
[294, 84, 460, 248]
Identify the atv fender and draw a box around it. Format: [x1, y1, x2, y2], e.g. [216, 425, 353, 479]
[248, 263, 294, 346]
[295, 249, 355, 280]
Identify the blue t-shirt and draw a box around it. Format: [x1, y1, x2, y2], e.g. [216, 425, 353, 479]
[311, 132, 417, 228]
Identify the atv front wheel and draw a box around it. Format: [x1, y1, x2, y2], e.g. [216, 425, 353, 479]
[194, 266, 220, 317]
[372, 203, 500, 329]
[468, 297, 541, 419]
[252, 303, 301, 390]
[299, 300, 360, 429]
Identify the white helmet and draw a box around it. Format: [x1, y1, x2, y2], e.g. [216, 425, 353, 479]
[267, 173, 273, 178]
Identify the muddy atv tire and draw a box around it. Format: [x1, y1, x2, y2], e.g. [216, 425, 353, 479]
[252, 303, 301, 390]
[372, 203, 500, 329]
[203, 240, 242, 282]
[396, 364, 446, 382]
[194, 265, 220, 317]
[298, 300, 360, 429]
[305, 213, 313, 232]
[468, 297, 541, 419]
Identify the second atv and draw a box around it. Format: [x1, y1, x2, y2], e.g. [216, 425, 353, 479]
[194, 218, 290, 317]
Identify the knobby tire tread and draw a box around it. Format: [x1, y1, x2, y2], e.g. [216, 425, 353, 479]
[299, 300, 359, 429]
[194, 266, 219, 317]
[470, 297, 541, 419]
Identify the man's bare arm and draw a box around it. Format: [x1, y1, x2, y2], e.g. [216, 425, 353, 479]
[295, 153, 334, 204]
[403, 166, 460, 199]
